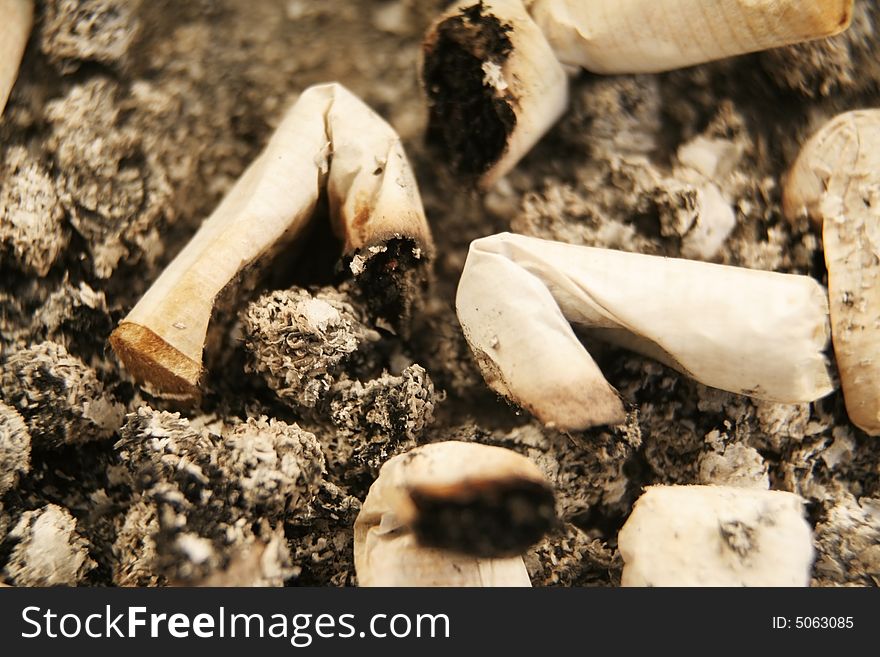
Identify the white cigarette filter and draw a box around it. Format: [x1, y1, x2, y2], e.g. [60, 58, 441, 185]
[783, 109, 880, 436]
[456, 233, 834, 431]
[423, 0, 852, 186]
[618, 485, 815, 586]
[354, 441, 556, 586]
[110, 83, 433, 398]
[0, 0, 33, 116]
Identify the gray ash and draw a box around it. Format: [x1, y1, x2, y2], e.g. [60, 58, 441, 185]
[113, 407, 324, 583]
[0, 341, 123, 448]
[242, 286, 380, 411]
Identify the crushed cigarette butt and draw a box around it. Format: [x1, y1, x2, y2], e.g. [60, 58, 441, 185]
[1, 341, 125, 447]
[109, 82, 433, 399]
[354, 441, 555, 586]
[783, 109, 880, 435]
[456, 232, 834, 430]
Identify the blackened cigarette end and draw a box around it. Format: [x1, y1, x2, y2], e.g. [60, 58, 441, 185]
[350, 237, 430, 337]
[423, 2, 517, 178]
[408, 475, 557, 558]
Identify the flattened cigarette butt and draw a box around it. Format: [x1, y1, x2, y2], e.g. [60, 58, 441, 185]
[618, 485, 814, 586]
[456, 233, 834, 431]
[423, 0, 853, 186]
[354, 441, 556, 586]
[783, 109, 880, 436]
[0, 0, 34, 116]
[109, 83, 433, 399]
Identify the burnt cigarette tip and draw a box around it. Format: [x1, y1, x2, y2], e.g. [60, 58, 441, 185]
[408, 475, 557, 558]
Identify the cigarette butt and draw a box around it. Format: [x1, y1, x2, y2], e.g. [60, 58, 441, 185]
[423, 0, 853, 185]
[456, 233, 834, 431]
[618, 485, 814, 586]
[109, 83, 433, 399]
[0, 0, 33, 116]
[531, 0, 853, 74]
[354, 441, 555, 586]
[783, 109, 880, 435]
[423, 0, 568, 188]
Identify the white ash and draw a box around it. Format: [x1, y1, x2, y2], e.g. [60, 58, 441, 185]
[154, 517, 294, 586]
[698, 442, 769, 490]
[4, 504, 95, 586]
[513, 78, 739, 262]
[0, 401, 30, 497]
[812, 494, 880, 586]
[525, 523, 620, 587]
[672, 138, 739, 261]
[773, 407, 880, 511]
[0, 145, 67, 276]
[618, 485, 814, 587]
[175, 532, 213, 565]
[190, 527, 296, 587]
[221, 416, 325, 518]
[753, 400, 812, 451]
[41, 0, 143, 69]
[819, 426, 857, 470]
[243, 286, 380, 410]
[512, 77, 664, 253]
[328, 364, 436, 477]
[481, 61, 508, 92]
[0, 341, 124, 447]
